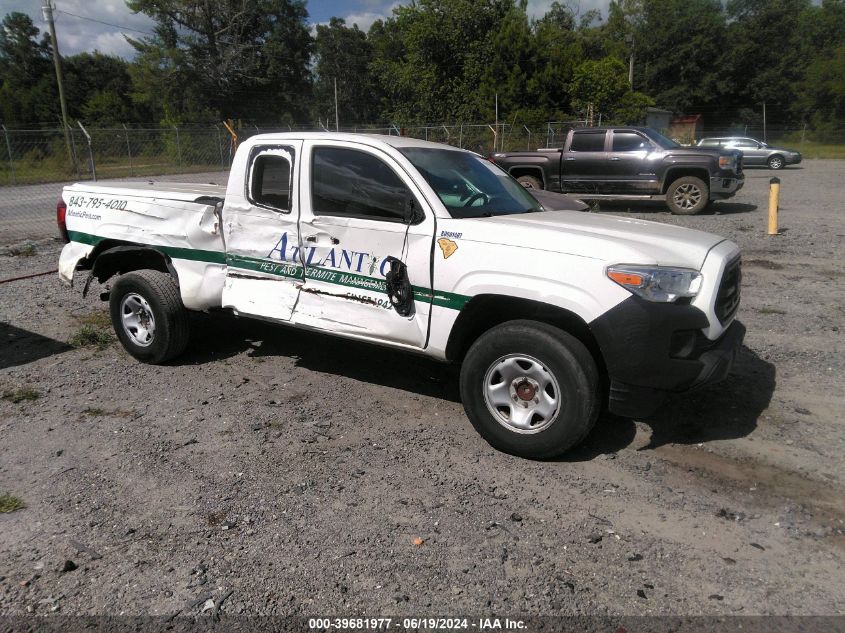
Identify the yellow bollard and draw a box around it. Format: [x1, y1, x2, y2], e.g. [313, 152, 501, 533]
[768, 177, 780, 235]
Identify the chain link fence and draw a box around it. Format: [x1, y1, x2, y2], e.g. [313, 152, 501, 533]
[1, 120, 843, 246]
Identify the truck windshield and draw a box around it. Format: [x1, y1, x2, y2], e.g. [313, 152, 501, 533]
[398, 147, 543, 218]
[647, 129, 681, 150]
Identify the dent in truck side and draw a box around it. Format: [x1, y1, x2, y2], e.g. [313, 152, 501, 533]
[58, 189, 227, 311]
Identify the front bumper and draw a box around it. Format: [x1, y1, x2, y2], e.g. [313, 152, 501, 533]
[590, 295, 746, 418]
[710, 175, 744, 199]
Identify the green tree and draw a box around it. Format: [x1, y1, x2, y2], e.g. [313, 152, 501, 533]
[532, 2, 584, 116]
[795, 0, 845, 128]
[313, 18, 379, 126]
[0, 12, 55, 126]
[618, 0, 728, 114]
[723, 0, 813, 125]
[64, 52, 137, 125]
[369, 0, 514, 123]
[570, 56, 652, 123]
[126, 0, 313, 123]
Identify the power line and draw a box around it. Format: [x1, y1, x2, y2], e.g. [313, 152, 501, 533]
[55, 8, 156, 37]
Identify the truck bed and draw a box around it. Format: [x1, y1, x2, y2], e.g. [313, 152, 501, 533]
[65, 180, 227, 203]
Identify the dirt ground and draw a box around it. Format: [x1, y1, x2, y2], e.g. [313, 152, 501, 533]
[0, 161, 843, 619]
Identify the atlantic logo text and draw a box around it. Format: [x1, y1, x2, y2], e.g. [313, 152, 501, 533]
[267, 232, 389, 277]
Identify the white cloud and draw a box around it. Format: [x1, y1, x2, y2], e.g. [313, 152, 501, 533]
[343, 7, 395, 31]
[526, 0, 610, 21]
[4, 0, 155, 58]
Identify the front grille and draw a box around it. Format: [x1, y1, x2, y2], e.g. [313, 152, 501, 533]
[715, 257, 742, 324]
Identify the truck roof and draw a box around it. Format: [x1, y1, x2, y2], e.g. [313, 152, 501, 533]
[245, 132, 471, 152]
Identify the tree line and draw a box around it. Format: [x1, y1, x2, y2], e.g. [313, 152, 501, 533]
[1, 0, 843, 134]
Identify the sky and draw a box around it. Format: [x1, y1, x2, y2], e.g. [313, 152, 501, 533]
[0, 0, 610, 59]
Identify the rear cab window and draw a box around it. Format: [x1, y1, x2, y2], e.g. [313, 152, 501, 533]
[248, 147, 295, 212]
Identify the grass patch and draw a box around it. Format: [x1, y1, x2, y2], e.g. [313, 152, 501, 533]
[757, 306, 787, 315]
[69, 311, 114, 349]
[0, 159, 224, 186]
[1, 387, 40, 403]
[745, 259, 784, 270]
[6, 243, 36, 257]
[0, 494, 25, 513]
[790, 141, 845, 160]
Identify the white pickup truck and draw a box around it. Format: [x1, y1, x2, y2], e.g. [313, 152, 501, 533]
[57, 133, 744, 459]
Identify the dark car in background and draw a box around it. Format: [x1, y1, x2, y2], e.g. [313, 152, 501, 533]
[490, 127, 744, 215]
[697, 136, 802, 170]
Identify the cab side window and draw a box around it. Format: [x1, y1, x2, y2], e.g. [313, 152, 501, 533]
[250, 150, 293, 212]
[612, 132, 650, 152]
[569, 131, 607, 152]
[311, 147, 411, 222]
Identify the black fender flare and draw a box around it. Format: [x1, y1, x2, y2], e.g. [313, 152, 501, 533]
[83, 245, 177, 297]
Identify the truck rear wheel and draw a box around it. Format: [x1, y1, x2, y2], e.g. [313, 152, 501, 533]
[666, 176, 709, 215]
[516, 175, 543, 190]
[109, 269, 189, 364]
[459, 320, 599, 459]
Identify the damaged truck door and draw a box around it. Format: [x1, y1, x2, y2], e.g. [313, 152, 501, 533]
[221, 143, 303, 321]
[293, 141, 434, 348]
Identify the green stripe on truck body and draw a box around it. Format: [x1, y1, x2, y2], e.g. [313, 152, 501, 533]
[67, 230, 470, 311]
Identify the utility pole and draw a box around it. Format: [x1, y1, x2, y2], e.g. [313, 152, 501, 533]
[495, 93, 499, 152]
[762, 101, 767, 143]
[626, 33, 635, 87]
[334, 77, 339, 132]
[42, 0, 74, 170]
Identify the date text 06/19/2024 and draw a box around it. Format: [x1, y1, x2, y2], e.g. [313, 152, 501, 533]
[307, 618, 526, 630]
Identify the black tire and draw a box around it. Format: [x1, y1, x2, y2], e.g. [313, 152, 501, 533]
[666, 176, 709, 215]
[767, 154, 785, 170]
[517, 175, 543, 190]
[459, 320, 600, 459]
[109, 269, 189, 364]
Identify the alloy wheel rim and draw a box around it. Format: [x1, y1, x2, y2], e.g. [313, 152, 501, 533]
[673, 183, 702, 209]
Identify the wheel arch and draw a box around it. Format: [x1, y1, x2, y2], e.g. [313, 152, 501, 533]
[508, 166, 546, 188]
[661, 167, 710, 194]
[81, 241, 178, 296]
[444, 294, 607, 377]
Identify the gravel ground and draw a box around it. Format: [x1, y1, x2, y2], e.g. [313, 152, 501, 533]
[0, 161, 843, 618]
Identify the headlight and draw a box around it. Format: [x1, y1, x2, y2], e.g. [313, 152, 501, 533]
[607, 265, 702, 302]
[718, 155, 736, 170]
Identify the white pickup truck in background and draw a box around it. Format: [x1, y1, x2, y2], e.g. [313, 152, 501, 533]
[57, 133, 744, 459]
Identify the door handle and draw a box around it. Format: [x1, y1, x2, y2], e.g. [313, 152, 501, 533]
[305, 234, 340, 245]
[609, 157, 621, 160]
[564, 157, 575, 161]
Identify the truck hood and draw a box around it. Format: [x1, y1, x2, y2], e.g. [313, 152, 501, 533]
[459, 211, 725, 270]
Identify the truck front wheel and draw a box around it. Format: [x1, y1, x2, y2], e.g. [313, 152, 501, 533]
[666, 176, 709, 215]
[459, 320, 600, 459]
[109, 269, 190, 364]
[516, 175, 543, 190]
